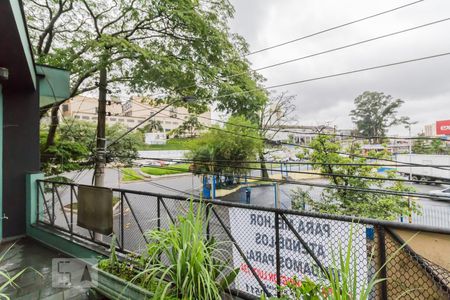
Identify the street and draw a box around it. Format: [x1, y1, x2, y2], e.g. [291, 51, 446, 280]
[60, 168, 450, 230]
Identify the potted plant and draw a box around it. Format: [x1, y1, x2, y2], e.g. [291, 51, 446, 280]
[95, 201, 238, 299]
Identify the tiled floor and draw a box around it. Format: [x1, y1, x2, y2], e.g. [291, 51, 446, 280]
[0, 238, 106, 300]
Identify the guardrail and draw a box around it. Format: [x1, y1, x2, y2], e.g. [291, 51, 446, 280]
[35, 179, 450, 299]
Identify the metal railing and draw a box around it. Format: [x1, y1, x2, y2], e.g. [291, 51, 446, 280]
[35, 179, 450, 299]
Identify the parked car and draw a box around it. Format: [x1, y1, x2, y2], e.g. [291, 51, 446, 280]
[429, 187, 450, 200]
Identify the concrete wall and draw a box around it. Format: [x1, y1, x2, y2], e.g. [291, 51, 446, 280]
[2, 88, 40, 238]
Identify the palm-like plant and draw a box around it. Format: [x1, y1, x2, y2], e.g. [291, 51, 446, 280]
[134, 202, 238, 299]
[0, 244, 42, 300]
[139, 120, 164, 133]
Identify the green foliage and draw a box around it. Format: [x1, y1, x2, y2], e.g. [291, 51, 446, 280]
[188, 116, 263, 177]
[26, 0, 267, 119]
[263, 226, 415, 300]
[413, 135, 449, 155]
[291, 188, 314, 211]
[138, 120, 164, 134]
[350, 91, 411, 143]
[40, 120, 143, 175]
[0, 244, 42, 299]
[169, 116, 204, 138]
[261, 276, 329, 300]
[133, 201, 238, 299]
[293, 135, 420, 220]
[141, 164, 190, 176]
[121, 168, 144, 182]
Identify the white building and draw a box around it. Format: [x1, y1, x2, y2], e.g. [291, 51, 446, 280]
[270, 125, 335, 144]
[59, 95, 211, 134]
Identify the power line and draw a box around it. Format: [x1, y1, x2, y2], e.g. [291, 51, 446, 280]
[264, 51, 450, 90]
[129, 100, 446, 141]
[119, 156, 450, 186]
[145, 3, 434, 101]
[246, 0, 425, 55]
[143, 51, 450, 121]
[144, 110, 450, 171]
[123, 160, 450, 201]
[132, 156, 450, 168]
[253, 18, 450, 72]
[81, 51, 450, 149]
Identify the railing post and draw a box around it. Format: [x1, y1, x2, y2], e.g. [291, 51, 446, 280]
[70, 186, 74, 235]
[120, 191, 125, 251]
[157, 196, 161, 232]
[275, 212, 281, 297]
[377, 225, 388, 300]
[51, 182, 55, 225]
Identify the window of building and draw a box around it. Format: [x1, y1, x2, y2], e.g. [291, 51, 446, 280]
[165, 129, 170, 132]
[91, 117, 97, 120]
[62, 104, 69, 112]
[74, 115, 80, 119]
[82, 116, 89, 120]
[118, 119, 124, 122]
[110, 118, 117, 121]
[127, 119, 134, 123]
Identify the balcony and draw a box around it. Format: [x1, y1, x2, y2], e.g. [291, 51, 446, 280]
[7, 174, 447, 299]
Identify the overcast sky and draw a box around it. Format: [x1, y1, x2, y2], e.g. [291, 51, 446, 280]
[228, 0, 450, 135]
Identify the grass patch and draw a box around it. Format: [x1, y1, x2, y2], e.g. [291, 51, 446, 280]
[141, 163, 190, 176]
[137, 138, 196, 150]
[121, 168, 144, 181]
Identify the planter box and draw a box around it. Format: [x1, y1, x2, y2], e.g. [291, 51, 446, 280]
[93, 265, 153, 300]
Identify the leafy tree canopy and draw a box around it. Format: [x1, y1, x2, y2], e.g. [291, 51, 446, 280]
[350, 91, 410, 144]
[170, 115, 204, 138]
[26, 0, 267, 118]
[293, 135, 420, 220]
[188, 116, 262, 177]
[41, 119, 143, 175]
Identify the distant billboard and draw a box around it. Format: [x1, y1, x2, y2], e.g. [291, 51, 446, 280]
[436, 120, 450, 135]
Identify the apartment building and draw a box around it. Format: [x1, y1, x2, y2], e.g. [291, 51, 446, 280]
[60, 95, 211, 134]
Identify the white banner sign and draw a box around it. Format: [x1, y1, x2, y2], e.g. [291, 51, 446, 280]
[229, 208, 368, 296]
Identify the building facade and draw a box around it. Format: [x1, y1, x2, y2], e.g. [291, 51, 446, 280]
[270, 125, 335, 144]
[60, 95, 211, 134]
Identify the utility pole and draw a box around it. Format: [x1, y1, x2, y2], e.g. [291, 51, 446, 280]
[94, 66, 107, 187]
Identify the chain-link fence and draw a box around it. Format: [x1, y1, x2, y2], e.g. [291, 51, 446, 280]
[36, 179, 450, 299]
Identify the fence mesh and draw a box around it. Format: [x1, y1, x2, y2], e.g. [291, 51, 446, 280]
[36, 180, 450, 299]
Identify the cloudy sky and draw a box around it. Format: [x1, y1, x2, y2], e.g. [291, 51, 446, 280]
[228, 0, 450, 135]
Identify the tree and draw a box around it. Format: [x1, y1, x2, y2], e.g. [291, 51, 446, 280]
[257, 92, 296, 178]
[138, 120, 163, 134]
[25, 0, 267, 160]
[40, 119, 142, 175]
[429, 139, 447, 154]
[170, 116, 204, 138]
[350, 91, 410, 144]
[412, 133, 428, 154]
[188, 116, 262, 180]
[412, 134, 448, 155]
[292, 135, 419, 220]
